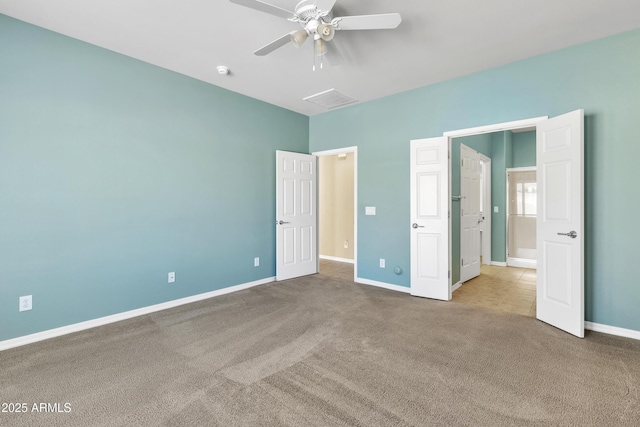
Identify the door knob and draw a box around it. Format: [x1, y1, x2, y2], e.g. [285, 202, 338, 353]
[557, 230, 577, 239]
[412, 223, 424, 229]
[277, 220, 290, 225]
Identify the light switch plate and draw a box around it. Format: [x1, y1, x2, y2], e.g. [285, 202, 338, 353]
[365, 206, 376, 216]
[494, 206, 499, 213]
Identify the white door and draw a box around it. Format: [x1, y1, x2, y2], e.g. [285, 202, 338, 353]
[276, 150, 318, 281]
[460, 144, 482, 282]
[536, 110, 584, 337]
[410, 137, 450, 300]
[480, 157, 492, 265]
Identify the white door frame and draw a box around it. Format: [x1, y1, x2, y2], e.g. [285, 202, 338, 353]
[312, 146, 358, 282]
[506, 166, 538, 269]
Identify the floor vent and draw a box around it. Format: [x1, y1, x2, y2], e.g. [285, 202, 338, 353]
[303, 89, 358, 109]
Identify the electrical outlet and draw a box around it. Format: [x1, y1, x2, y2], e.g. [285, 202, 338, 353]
[344, 240, 349, 249]
[254, 257, 260, 267]
[19, 295, 32, 312]
[380, 259, 386, 268]
[168, 272, 175, 283]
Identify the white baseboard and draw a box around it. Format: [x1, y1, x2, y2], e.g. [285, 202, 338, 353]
[319, 255, 355, 264]
[585, 321, 640, 341]
[0, 276, 276, 352]
[491, 261, 507, 267]
[451, 281, 462, 292]
[507, 257, 537, 269]
[355, 277, 411, 294]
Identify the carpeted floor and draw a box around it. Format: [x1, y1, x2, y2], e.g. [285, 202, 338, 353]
[1, 265, 639, 426]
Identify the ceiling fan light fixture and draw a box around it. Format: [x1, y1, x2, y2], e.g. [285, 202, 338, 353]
[317, 23, 335, 41]
[289, 29, 308, 48]
[314, 38, 327, 56]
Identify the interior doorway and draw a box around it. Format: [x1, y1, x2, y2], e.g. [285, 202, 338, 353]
[507, 168, 537, 269]
[313, 147, 358, 281]
[450, 128, 538, 316]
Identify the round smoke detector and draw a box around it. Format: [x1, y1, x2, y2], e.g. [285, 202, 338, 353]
[217, 65, 230, 75]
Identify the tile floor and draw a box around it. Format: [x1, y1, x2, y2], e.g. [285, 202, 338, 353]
[319, 259, 537, 318]
[452, 264, 537, 317]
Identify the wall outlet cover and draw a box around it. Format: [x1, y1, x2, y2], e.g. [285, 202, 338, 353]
[19, 295, 32, 312]
[168, 272, 176, 283]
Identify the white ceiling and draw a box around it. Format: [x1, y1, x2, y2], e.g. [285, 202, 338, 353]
[2, 0, 640, 116]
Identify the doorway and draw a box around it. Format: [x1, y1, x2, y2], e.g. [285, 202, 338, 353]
[410, 111, 584, 336]
[451, 129, 538, 315]
[313, 147, 358, 282]
[507, 168, 537, 269]
[450, 129, 536, 317]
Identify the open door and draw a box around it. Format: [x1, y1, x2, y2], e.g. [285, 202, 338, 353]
[460, 144, 482, 282]
[410, 137, 451, 300]
[536, 110, 584, 337]
[276, 150, 318, 281]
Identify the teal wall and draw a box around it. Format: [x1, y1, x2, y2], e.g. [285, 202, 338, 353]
[2, 15, 640, 341]
[512, 131, 536, 167]
[310, 28, 640, 332]
[0, 15, 309, 341]
[491, 131, 512, 263]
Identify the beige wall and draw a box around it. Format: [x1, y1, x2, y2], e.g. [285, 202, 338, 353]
[319, 153, 354, 260]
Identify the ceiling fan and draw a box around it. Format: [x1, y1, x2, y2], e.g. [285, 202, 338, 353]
[229, 0, 402, 69]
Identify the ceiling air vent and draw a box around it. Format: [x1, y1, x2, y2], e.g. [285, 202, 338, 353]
[303, 89, 357, 109]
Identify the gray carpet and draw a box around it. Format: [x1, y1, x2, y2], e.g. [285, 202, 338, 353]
[1, 265, 640, 426]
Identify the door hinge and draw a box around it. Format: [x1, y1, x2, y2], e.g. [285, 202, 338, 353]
[448, 271, 451, 279]
[461, 258, 464, 266]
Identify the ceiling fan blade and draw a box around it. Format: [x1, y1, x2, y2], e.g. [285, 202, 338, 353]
[315, 0, 337, 13]
[333, 13, 402, 31]
[229, 0, 293, 19]
[253, 33, 292, 56]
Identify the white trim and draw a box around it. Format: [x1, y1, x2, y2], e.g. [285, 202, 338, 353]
[0, 277, 275, 352]
[319, 255, 354, 264]
[451, 281, 462, 292]
[506, 166, 537, 173]
[491, 261, 508, 267]
[312, 146, 357, 156]
[585, 322, 640, 341]
[443, 116, 548, 138]
[507, 257, 537, 269]
[313, 146, 358, 282]
[356, 277, 411, 294]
